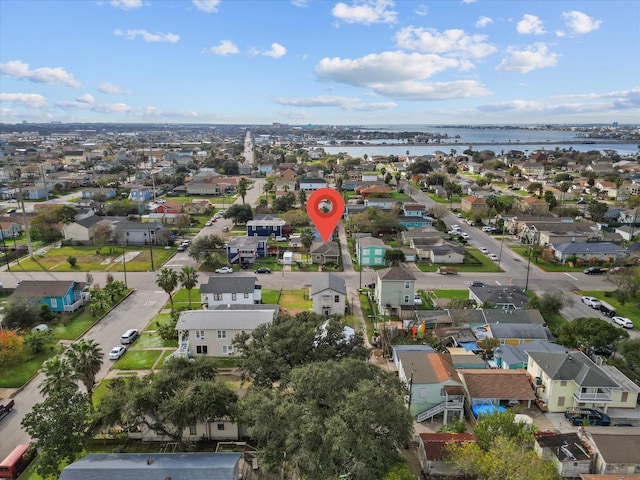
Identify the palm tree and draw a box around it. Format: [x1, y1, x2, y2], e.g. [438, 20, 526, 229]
[299, 228, 314, 260]
[40, 356, 77, 396]
[237, 177, 249, 204]
[89, 290, 109, 317]
[157, 267, 179, 311]
[66, 339, 103, 411]
[178, 266, 198, 307]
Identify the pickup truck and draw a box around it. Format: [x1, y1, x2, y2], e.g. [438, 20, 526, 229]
[564, 408, 611, 426]
[0, 398, 15, 421]
[437, 266, 458, 275]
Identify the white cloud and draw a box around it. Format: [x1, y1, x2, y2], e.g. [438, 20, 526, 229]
[462, 0, 477, 3]
[262, 43, 287, 58]
[76, 93, 95, 104]
[415, 4, 428, 16]
[291, 0, 310, 6]
[562, 11, 602, 34]
[395, 27, 497, 58]
[114, 29, 180, 43]
[0, 93, 48, 108]
[192, 0, 221, 13]
[274, 95, 396, 111]
[496, 43, 559, 73]
[0, 60, 81, 88]
[517, 14, 546, 35]
[476, 16, 493, 28]
[370, 80, 490, 100]
[332, 0, 398, 25]
[555, 30, 566, 38]
[98, 82, 128, 94]
[210, 40, 239, 56]
[110, 0, 143, 9]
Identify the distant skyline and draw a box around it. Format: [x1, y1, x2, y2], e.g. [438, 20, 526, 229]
[1, 0, 638, 126]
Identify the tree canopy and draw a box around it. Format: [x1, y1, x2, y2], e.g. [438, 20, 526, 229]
[233, 312, 370, 388]
[557, 316, 629, 350]
[223, 203, 253, 224]
[188, 234, 226, 264]
[240, 358, 413, 480]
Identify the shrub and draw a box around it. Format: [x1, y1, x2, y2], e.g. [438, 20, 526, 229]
[67, 255, 77, 267]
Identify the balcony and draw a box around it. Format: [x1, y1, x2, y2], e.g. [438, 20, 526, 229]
[573, 389, 612, 403]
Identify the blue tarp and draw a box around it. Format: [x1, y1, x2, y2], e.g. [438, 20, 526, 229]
[458, 341, 480, 352]
[472, 404, 506, 418]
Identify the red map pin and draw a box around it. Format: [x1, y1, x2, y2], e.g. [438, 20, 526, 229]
[306, 188, 345, 243]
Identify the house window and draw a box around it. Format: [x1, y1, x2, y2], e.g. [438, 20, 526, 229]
[244, 293, 249, 299]
[222, 345, 234, 355]
[419, 388, 427, 398]
[560, 381, 567, 387]
[557, 396, 565, 407]
[196, 345, 208, 354]
[232, 293, 237, 301]
[217, 423, 225, 431]
[213, 293, 222, 301]
[404, 295, 409, 303]
[334, 295, 340, 303]
[375, 249, 382, 256]
[405, 282, 410, 289]
[374, 257, 382, 265]
[195, 330, 205, 339]
[621, 392, 628, 402]
[189, 425, 197, 435]
[51, 298, 58, 308]
[218, 331, 227, 339]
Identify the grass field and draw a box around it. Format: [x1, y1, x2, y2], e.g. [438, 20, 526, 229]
[415, 249, 502, 273]
[279, 288, 312, 310]
[509, 245, 588, 272]
[261, 289, 281, 304]
[14, 245, 175, 272]
[580, 289, 639, 327]
[113, 350, 163, 370]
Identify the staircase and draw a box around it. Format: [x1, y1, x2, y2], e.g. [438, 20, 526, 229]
[417, 402, 446, 423]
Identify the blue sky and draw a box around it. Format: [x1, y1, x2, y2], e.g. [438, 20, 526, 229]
[1, 0, 638, 125]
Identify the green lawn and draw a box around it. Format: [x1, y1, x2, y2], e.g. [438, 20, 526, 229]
[280, 289, 312, 310]
[261, 289, 281, 304]
[580, 290, 639, 327]
[145, 313, 172, 332]
[130, 331, 177, 349]
[509, 245, 591, 272]
[415, 249, 502, 273]
[14, 246, 175, 272]
[426, 192, 462, 204]
[432, 289, 469, 299]
[113, 350, 163, 370]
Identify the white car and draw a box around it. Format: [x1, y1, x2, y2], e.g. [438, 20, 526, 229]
[479, 247, 489, 254]
[482, 226, 494, 232]
[456, 213, 463, 218]
[613, 316, 634, 329]
[414, 294, 423, 306]
[488, 253, 499, 261]
[109, 345, 127, 360]
[451, 224, 461, 230]
[215, 266, 234, 274]
[581, 296, 602, 308]
[205, 221, 212, 227]
[466, 219, 475, 226]
[460, 232, 470, 239]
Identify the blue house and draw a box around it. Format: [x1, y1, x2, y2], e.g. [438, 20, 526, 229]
[226, 236, 269, 264]
[246, 215, 285, 237]
[128, 187, 154, 202]
[398, 215, 433, 229]
[11, 280, 90, 313]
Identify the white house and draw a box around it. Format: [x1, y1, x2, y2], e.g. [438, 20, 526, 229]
[199, 277, 262, 309]
[310, 273, 347, 316]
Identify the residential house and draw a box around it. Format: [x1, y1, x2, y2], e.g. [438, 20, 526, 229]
[520, 161, 547, 178]
[299, 178, 327, 191]
[0, 221, 22, 240]
[246, 214, 285, 237]
[354, 184, 391, 197]
[310, 273, 347, 316]
[117, 221, 163, 245]
[175, 308, 276, 357]
[418, 433, 478, 479]
[457, 369, 537, 409]
[81, 187, 117, 200]
[128, 187, 154, 202]
[401, 228, 442, 245]
[395, 350, 464, 421]
[187, 177, 238, 196]
[402, 203, 426, 217]
[535, 433, 593, 479]
[493, 341, 569, 370]
[310, 241, 340, 265]
[468, 285, 529, 309]
[457, 308, 546, 326]
[58, 453, 243, 480]
[226, 236, 268, 264]
[374, 266, 416, 318]
[183, 199, 211, 215]
[356, 237, 388, 267]
[153, 201, 183, 214]
[518, 196, 550, 215]
[483, 323, 553, 345]
[62, 215, 163, 245]
[410, 237, 465, 264]
[527, 350, 640, 413]
[22, 183, 55, 200]
[200, 277, 262, 308]
[550, 241, 628, 264]
[398, 215, 433, 229]
[11, 280, 89, 313]
[583, 429, 640, 476]
[363, 197, 399, 210]
[461, 196, 489, 216]
[595, 180, 618, 199]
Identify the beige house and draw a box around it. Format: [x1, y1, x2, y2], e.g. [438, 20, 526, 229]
[175, 308, 277, 357]
[518, 196, 550, 215]
[460, 196, 489, 216]
[527, 351, 640, 413]
[199, 277, 262, 309]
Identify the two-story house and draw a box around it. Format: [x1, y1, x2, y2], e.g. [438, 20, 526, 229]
[299, 178, 327, 191]
[246, 215, 285, 237]
[356, 237, 389, 267]
[527, 350, 640, 413]
[226, 236, 268, 265]
[374, 266, 416, 318]
[310, 273, 346, 316]
[460, 196, 489, 216]
[200, 277, 262, 309]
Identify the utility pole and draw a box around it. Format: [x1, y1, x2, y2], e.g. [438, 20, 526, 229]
[15, 168, 34, 258]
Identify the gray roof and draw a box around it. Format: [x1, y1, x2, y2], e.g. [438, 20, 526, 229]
[200, 276, 257, 294]
[488, 323, 552, 341]
[458, 308, 545, 325]
[58, 453, 241, 480]
[494, 341, 569, 367]
[226, 236, 268, 248]
[599, 365, 640, 393]
[213, 303, 280, 315]
[310, 241, 340, 256]
[310, 273, 347, 296]
[13, 280, 84, 298]
[527, 351, 619, 388]
[357, 237, 387, 249]
[552, 241, 625, 254]
[469, 286, 529, 308]
[378, 266, 416, 281]
[176, 309, 275, 331]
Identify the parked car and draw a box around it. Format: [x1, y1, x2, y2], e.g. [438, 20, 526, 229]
[481, 226, 494, 232]
[609, 266, 626, 275]
[598, 300, 616, 318]
[584, 266, 607, 275]
[488, 253, 499, 261]
[275, 236, 288, 242]
[613, 316, 634, 329]
[581, 296, 602, 308]
[456, 213, 463, 218]
[564, 408, 611, 426]
[177, 244, 187, 252]
[479, 247, 489, 254]
[254, 267, 271, 274]
[109, 345, 127, 360]
[215, 266, 234, 274]
[120, 329, 139, 345]
[0, 398, 15, 421]
[451, 224, 461, 230]
[31, 324, 49, 333]
[222, 226, 229, 232]
[205, 221, 212, 227]
[466, 219, 475, 226]
[470, 281, 486, 287]
[414, 294, 423, 306]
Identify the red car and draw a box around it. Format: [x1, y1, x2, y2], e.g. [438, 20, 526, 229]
[609, 266, 626, 275]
